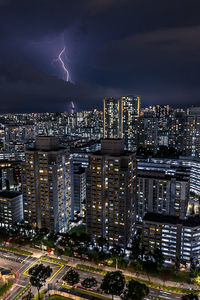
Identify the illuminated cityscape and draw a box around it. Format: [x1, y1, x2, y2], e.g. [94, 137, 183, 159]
[1, 1, 200, 299]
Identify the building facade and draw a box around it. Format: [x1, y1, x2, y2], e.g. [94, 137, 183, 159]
[72, 163, 86, 217]
[104, 96, 140, 151]
[0, 191, 23, 228]
[22, 136, 71, 232]
[142, 212, 200, 268]
[86, 139, 136, 247]
[136, 168, 190, 221]
[104, 97, 122, 139]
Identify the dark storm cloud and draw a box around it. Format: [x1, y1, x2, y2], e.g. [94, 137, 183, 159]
[0, 64, 121, 112]
[1, 0, 200, 111]
[96, 26, 200, 106]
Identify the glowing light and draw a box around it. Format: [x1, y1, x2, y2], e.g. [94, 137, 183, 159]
[58, 47, 70, 82]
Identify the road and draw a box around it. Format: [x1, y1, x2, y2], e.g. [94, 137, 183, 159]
[0, 250, 37, 300]
[53, 266, 183, 299]
[0, 249, 184, 300]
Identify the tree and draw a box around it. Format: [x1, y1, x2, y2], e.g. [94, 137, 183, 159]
[152, 248, 164, 270]
[81, 277, 98, 289]
[142, 252, 155, 281]
[97, 236, 108, 253]
[55, 247, 63, 257]
[28, 264, 52, 300]
[181, 294, 199, 300]
[160, 269, 171, 286]
[101, 271, 125, 299]
[63, 268, 80, 286]
[121, 279, 149, 300]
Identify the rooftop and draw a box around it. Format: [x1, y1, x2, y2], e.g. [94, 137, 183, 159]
[143, 212, 200, 227]
[0, 191, 21, 199]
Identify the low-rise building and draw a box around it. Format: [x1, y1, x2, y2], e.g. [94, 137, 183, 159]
[0, 191, 23, 228]
[142, 212, 200, 268]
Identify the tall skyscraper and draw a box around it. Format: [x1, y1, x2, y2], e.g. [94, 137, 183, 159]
[86, 139, 136, 247]
[137, 114, 158, 153]
[104, 97, 122, 139]
[104, 96, 141, 151]
[22, 136, 71, 232]
[121, 96, 140, 151]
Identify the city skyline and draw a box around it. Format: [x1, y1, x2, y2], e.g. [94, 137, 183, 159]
[1, 0, 200, 112]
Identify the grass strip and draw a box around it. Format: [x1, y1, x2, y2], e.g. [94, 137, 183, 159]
[42, 255, 68, 265]
[0, 280, 14, 297]
[46, 296, 73, 299]
[0, 245, 32, 256]
[76, 264, 106, 275]
[33, 289, 47, 299]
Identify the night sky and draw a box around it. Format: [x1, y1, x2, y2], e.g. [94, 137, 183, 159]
[0, 0, 200, 112]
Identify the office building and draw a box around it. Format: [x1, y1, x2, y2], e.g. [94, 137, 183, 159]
[22, 136, 71, 232]
[86, 139, 136, 247]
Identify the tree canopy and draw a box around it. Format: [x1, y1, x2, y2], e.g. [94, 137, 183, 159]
[101, 271, 125, 299]
[81, 277, 98, 289]
[121, 279, 149, 300]
[28, 263, 52, 300]
[181, 294, 199, 300]
[63, 268, 80, 286]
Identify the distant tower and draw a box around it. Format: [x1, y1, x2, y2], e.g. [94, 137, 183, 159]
[103, 96, 141, 150]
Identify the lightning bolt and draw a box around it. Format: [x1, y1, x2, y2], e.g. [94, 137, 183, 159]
[58, 46, 70, 82]
[71, 101, 75, 114]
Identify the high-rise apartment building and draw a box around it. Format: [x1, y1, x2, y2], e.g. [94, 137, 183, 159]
[104, 97, 122, 139]
[103, 96, 140, 150]
[155, 105, 170, 147]
[136, 169, 190, 221]
[22, 136, 71, 232]
[86, 139, 136, 247]
[137, 114, 158, 153]
[169, 110, 186, 153]
[121, 96, 140, 151]
[185, 110, 200, 158]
